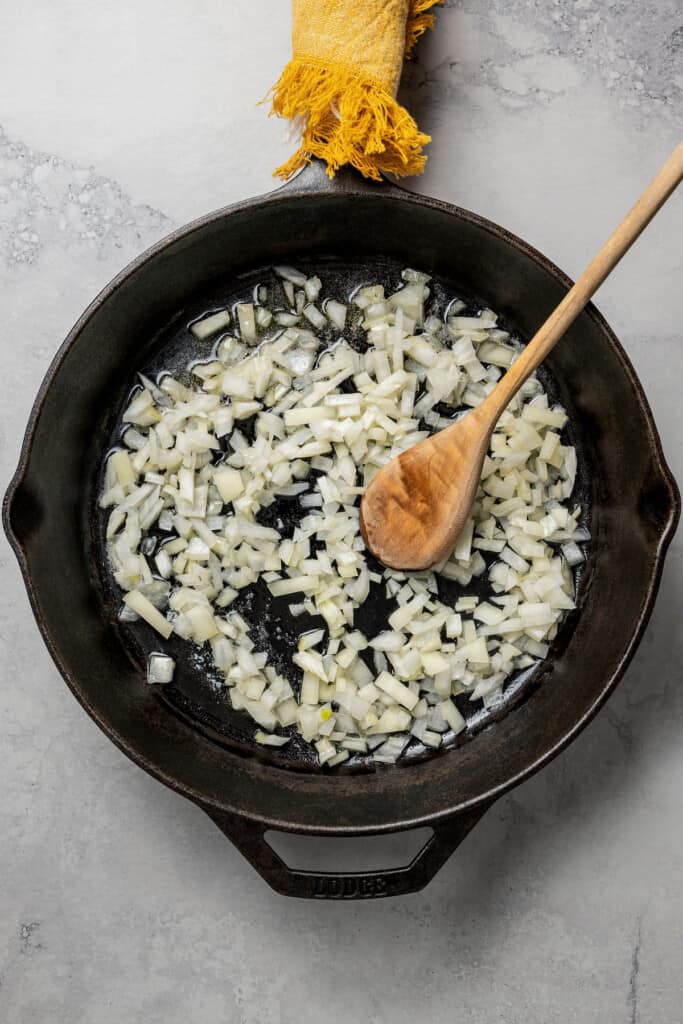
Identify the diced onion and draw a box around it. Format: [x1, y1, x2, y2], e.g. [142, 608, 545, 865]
[147, 652, 175, 684]
[123, 590, 173, 638]
[236, 303, 257, 344]
[255, 731, 290, 747]
[213, 467, 244, 504]
[191, 310, 231, 339]
[104, 265, 589, 767]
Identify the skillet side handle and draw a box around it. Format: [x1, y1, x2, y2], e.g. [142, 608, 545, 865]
[201, 804, 491, 899]
[2, 468, 36, 561]
[638, 459, 681, 547]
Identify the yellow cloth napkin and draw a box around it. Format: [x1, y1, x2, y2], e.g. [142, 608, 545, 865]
[268, 0, 441, 181]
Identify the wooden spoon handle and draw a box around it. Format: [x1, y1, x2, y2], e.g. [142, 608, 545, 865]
[482, 139, 683, 421]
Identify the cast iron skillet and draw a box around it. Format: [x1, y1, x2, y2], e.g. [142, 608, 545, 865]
[4, 161, 680, 898]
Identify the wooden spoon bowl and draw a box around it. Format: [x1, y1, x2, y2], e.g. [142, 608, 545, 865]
[361, 141, 683, 571]
[360, 402, 492, 570]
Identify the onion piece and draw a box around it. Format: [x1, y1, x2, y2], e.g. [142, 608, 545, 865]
[255, 731, 290, 747]
[123, 590, 173, 638]
[375, 672, 419, 711]
[147, 653, 175, 684]
[324, 299, 348, 330]
[191, 310, 231, 339]
[236, 303, 257, 344]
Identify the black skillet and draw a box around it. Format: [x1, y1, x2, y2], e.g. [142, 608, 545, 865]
[4, 159, 679, 898]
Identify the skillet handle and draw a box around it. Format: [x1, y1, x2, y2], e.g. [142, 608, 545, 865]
[202, 803, 491, 899]
[273, 155, 410, 199]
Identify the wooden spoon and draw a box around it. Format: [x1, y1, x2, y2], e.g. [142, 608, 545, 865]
[360, 141, 683, 571]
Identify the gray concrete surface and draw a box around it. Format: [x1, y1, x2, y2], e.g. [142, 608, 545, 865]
[1, 2, 681, 1021]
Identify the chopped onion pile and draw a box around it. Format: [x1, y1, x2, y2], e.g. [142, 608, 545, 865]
[101, 267, 589, 766]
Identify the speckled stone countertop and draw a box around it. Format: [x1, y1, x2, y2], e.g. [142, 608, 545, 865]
[1, 3, 682, 1022]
